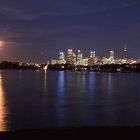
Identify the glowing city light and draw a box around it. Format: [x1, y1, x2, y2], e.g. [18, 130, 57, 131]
[50, 46, 138, 66]
[43, 65, 48, 70]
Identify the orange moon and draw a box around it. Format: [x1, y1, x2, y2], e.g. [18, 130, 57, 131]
[0, 41, 2, 48]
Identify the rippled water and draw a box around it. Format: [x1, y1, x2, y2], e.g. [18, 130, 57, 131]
[0, 70, 140, 131]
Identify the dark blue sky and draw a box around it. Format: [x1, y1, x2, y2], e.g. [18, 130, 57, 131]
[0, 0, 140, 63]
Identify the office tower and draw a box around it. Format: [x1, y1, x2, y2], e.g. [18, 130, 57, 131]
[67, 49, 73, 56]
[77, 50, 83, 65]
[88, 51, 95, 66]
[124, 44, 127, 60]
[67, 49, 76, 65]
[73, 53, 77, 65]
[90, 51, 95, 58]
[110, 50, 114, 59]
[109, 50, 115, 63]
[83, 58, 88, 66]
[88, 57, 94, 66]
[59, 52, 66, 64]
[67, 49, 73, 64]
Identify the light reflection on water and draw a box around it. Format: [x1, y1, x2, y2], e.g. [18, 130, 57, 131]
[0, 71, 140, 131]
[57, 71, 65, 95]
[108, 73, 112, 95]
[43, 70, 47, 94]
[56, 71, 65, 126]
[88, 72, 95, 97]
[0, 72, 8, 131]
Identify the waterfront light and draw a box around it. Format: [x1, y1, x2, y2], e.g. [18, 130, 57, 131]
[43, 65, 48, 70]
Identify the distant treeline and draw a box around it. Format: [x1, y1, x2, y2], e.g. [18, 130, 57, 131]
[0, 61, 45, 70]
[0, 61, 140, 73]
[48, 63, 140, 73]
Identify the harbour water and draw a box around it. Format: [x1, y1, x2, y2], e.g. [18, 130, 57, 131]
[0, 70, 140, 131]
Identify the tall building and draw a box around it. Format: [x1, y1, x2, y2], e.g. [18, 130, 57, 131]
[77, 50, 83, 65]
[67, 49, 76, 65]
[73, 52, 77, 65]
[90, 51, 95, 58]
[88, 51, 96, 66]
[124, 44, 127, 60]
[109, 50, 115, 63]
[67, 49, 73, 56]
[83, 58, 88, 66]
[88, 57, 94, 66]
[59, 52, 66, 64]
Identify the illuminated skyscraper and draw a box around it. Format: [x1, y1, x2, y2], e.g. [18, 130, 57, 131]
[59, 52, 66, 64]
[67, 49, 76, 65]
[77, 50, 83, 65]
[67, 49, 73, 64]
[83, 58, 88, 66]
[88, 51, 95, 66]
[124, 44, 127, 60]
[73, 53, 76, 65]
[67, 49, 73, 56]
[90, 51, 95, 58]
[109, 50, 115, 63]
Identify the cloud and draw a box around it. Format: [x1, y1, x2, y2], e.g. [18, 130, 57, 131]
[0, 26, 51, 47]
[0, 0, 139, 20]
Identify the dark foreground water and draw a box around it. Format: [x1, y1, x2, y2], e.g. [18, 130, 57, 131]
[0, 70, 140, 131]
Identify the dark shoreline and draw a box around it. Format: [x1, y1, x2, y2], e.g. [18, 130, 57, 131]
[48, 63, 140, 73]
[1, 127, 140, 140]
[0, 61, 140, 73]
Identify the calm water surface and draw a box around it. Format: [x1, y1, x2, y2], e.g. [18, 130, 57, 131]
[0, 70, 140, 131]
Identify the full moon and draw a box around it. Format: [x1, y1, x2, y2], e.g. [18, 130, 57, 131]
[0, 41, 2, 48]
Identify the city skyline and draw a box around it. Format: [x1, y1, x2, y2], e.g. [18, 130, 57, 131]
[0, 0, 140, 63]
[50, 46, 137, 66]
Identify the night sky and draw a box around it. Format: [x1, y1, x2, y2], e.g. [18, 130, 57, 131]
[0, 0, 140, 63]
